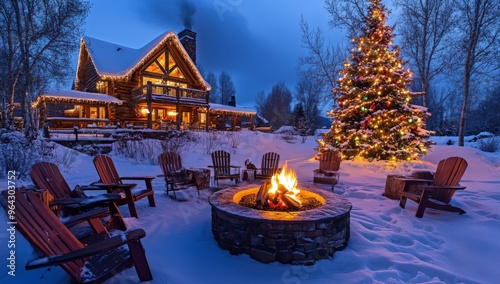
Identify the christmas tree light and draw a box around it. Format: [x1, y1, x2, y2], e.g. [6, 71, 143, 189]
[318, 0, 433, 161]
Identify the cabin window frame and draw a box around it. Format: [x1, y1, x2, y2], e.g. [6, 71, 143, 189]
[140, 48, 190, 88]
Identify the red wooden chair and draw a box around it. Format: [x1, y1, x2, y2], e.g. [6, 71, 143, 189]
[399, 156, 468, 218]
[211, 150, 240, 186]
[93, 155, 156, 218]
[313, 151, 341, 191]
[158, 151, 196, 199]
[30, 161, 126, 231]
[255, 152, 280, 179]
[5, 190, 152, 283]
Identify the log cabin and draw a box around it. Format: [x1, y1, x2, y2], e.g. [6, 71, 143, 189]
[33, 29, 216, 130]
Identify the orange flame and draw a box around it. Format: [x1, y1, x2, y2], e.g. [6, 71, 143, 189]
[268, 162, 301, 207]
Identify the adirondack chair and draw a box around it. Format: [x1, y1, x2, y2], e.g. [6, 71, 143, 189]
[29, 161, 126, 232]
[158, 151, 196, 199]
[93, 155, 156, 218]
[313, 151, 341, 191]
[255, 152, 280, 179]
[211, 150, 240, 186]
[7, 190, 153, 283]
[399, 156, 468, 218]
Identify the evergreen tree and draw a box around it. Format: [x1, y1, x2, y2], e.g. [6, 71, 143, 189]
[292, 103, 305, 128]
[319, 0, 433, 161]
[293, 103, 309, 143]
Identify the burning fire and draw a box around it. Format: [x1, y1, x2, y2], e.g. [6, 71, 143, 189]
[256, 163, 302, 210]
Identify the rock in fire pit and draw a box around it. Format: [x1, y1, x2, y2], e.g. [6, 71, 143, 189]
[209, 184, 352, 265]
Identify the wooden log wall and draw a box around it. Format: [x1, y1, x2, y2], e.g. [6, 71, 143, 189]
[82, 59, 100, 92]
[46, 103, 75, 117]
[114, 76, 141, 121]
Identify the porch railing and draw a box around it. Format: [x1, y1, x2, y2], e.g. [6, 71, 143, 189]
[131, 83, 208, 102]
[131, 82, 209, 129]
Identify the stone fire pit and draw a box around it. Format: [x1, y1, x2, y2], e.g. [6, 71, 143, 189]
[209, 184, 352, 265]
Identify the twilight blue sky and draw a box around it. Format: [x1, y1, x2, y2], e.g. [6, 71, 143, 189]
[83, 0, 344, 108]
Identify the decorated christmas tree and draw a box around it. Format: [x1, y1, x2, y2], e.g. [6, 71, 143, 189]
[319, 0, 433, 161]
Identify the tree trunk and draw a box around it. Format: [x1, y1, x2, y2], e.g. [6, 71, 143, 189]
[458, 65, 471, 147]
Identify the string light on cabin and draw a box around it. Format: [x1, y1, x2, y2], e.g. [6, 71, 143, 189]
[75, 32, 211, 91]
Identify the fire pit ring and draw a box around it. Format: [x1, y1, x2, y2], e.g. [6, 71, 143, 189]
[209, 184, 352, 265]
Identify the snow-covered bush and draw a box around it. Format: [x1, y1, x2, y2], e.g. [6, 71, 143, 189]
[478, 137, 499, 153]
[114, 139, 166, 165]
[198, 131, 227, 154]
[52, 145, 80, 170]
[274, 126, 298, 144]
[112, 131, 195, 164]
[225, 131, 242, 149]
[164, 131, 196, 154]
[0, 130, 53, 179]
[72, 144, 105, 156]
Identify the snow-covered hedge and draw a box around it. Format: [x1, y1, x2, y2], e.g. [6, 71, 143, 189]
[0, 130, 54, 179]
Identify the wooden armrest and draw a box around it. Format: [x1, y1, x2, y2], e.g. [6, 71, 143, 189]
[19, 185, 41, 192]
[26, 229, 146, 270]
[50, 198, 86, 206]
[78, 185, 106, 191]
[397, 178, 433, 184]
[421, 185, 466, 191]
[120, 176, 155, 181]
[61, 207, 110, 228]
[50, 194, 122, 206]
[92, 183, 136, 188]
[230, 165, 241, 169]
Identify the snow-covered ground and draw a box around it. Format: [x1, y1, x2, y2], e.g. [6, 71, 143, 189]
[1, 130, 499, 284]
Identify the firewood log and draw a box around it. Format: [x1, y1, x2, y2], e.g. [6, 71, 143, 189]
[277, 184, 289, 194]
[256, 182, 269, 206]
[280, 193, 301, 209]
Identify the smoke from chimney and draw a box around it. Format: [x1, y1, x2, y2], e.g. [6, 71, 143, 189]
[180, 0, 196, 29]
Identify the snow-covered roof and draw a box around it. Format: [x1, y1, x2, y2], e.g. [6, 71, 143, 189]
[78, 31, 210, 90]
[256, 114, 269, 123]
[82, 33, 166, 77]
[209, 103, 256, 115]
[33, 89, 122, 107]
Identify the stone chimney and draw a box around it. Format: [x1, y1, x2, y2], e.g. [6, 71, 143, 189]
[178, 29, 196, 64]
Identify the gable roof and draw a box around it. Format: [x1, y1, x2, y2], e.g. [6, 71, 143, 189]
[76, 31, 210, 90]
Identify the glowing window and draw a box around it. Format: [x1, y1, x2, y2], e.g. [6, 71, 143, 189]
[96, 81, 108, 94]
[142, 76, 163, 85]
[168, 54, 176, 69]
[199, 113, 206, 124]
[182, 112, 191, 124]
[145, 53, 166, 74]
[170, 67, 185, 79]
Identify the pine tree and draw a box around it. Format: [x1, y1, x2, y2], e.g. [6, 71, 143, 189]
[293, 103, 309, 142]
[319, 0, 433, 161]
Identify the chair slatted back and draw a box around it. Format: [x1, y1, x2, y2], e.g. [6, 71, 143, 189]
[94, 155, 123, 185]
[12, 190, 84, 282]
[319, 151, 342, 172]
[211, 150, 231, 176]
[30, 162, 71, 199]
[432, 157, 468, 203]
[158, 152, 183, 176]
[260, 152, 280, 177]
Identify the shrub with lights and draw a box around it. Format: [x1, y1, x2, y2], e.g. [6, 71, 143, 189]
[319, 0, 433, 161]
